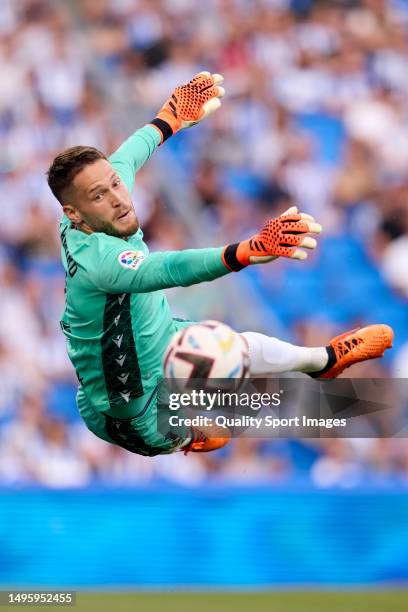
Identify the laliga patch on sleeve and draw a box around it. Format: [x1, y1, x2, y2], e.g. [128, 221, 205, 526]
[118, 250, 146, 271]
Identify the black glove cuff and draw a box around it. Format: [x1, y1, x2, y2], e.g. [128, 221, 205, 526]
[223, 243, 246, 272]
[150, 118, 173, 143]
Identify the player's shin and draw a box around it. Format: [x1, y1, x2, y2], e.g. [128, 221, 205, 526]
[241, 332, 329, 375]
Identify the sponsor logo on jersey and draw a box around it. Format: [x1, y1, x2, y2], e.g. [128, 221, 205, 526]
[118, 250, 145, 271]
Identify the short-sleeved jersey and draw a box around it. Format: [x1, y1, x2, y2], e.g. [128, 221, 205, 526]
[59, 125, 228, 418]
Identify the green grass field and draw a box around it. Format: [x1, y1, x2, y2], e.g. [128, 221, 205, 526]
[13, 591, 408, 612]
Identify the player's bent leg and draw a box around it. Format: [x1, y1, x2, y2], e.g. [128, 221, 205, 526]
[77, 384, 230, 456]
[100, 410, 229, 456]
[241, 324, 393, 378]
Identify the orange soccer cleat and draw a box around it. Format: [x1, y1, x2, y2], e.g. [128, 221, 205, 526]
[311, 324, 394, 379]
[183, 424, 231, 454]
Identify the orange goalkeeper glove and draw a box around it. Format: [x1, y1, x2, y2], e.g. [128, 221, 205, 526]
[150, 71, 225, 143]
[222, 207, 322, 271]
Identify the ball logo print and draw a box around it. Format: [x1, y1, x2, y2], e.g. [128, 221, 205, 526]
[163, 320, 250, 392]
[118, 250, 145, 270]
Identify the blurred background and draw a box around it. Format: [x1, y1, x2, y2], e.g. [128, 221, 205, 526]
[1, 0, 408, 593]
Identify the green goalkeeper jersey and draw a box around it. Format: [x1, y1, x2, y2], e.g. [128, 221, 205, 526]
[60, 125, 229, 419]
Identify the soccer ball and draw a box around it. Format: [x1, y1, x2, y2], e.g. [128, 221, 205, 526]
[163, 320, 250, 392]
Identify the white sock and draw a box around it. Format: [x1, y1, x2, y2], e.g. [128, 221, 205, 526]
[242, 331, 328, 375]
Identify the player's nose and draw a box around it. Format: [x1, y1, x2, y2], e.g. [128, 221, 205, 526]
[108, 190, 123, 208]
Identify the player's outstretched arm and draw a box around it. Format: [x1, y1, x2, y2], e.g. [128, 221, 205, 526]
[109, 72, 225, 193]
[89, 207, 321, 295]
[222, 206, 322, 271]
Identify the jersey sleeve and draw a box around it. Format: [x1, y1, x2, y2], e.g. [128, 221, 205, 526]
[108, 124, 162, 193]
[86, 234, 229, 294]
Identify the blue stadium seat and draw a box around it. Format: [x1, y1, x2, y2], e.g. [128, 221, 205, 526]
[45, 382, 79, 423]
[295, 112, 346, 165]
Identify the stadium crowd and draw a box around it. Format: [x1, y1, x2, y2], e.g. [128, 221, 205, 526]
[1, 0, 408, 487]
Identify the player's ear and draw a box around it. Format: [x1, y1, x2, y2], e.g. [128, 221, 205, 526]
[63, 204, 82, 225]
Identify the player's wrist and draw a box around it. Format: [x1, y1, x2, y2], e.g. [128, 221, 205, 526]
[222, 242, 249, 272]
[149, 112, 180, 144]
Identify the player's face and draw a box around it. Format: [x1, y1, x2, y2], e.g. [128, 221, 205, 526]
[63, 159, 139, 238]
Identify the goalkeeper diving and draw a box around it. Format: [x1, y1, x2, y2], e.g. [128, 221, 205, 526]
[47, 72, 393, 456]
